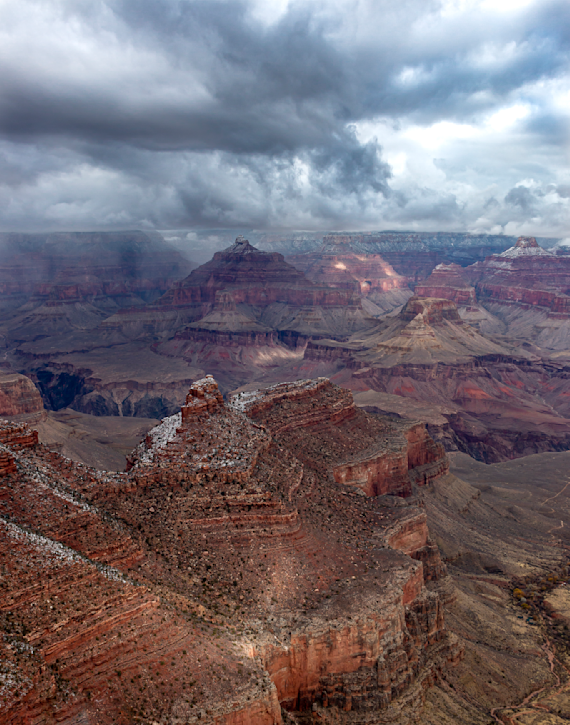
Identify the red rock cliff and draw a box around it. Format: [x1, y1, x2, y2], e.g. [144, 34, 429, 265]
[1, 377, 458, 724]
[0, 373, 46, 423]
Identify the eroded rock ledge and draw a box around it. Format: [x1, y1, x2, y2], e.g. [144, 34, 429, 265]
[1, 376, 459, 724]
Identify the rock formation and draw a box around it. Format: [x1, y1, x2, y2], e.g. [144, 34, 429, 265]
[4, 238, 385, 413]
[286, 239, 412, 314]
[298, 297, 570, 462]
[415, 263, 477, 306]
[116, 236, 379, 339]
[1, 376, 460, 724]
[417, 237, 570, 351]
[75, 238, 380, 395]
[0, 372, 46, 423]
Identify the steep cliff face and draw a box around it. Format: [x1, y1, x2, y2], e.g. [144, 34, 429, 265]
[1, 377, 458, 724]
[319, 232, 558, 286]
[0, 373, 45, 423]
[468, 238, 570, 317]
[415, 263, 477, 306]
[415, 238, 570, 352]
[0, 414, 286, 725]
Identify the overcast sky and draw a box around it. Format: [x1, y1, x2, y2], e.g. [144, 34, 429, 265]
[0, 0, 569, 236]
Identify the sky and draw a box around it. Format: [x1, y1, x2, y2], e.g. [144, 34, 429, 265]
[0, 0, 569, 237]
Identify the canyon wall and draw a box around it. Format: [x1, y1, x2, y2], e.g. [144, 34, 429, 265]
[1, 376, 458, 724]
[0, 372, 45, 423]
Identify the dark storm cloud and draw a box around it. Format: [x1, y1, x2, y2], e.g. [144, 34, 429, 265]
[3, 0, 569, 145]
[0, 0, 569, 233]
[505, 185, 536, 211]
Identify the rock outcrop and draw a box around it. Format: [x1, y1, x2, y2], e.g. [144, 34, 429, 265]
[415, 263, 477, 306]
[1, 376, 459, 724]
[72, 238, 380, 394]
[286, 239, 412, 314]
[297, 297, 570, 462]
[103, 237, 379, 342]
[0, 372, 46, 423]
[416, 237, 570, 351]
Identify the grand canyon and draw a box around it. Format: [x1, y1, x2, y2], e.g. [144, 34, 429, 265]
[2, 229, 570, 724]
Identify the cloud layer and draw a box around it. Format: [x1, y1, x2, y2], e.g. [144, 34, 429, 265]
[0, 0, 569, 235]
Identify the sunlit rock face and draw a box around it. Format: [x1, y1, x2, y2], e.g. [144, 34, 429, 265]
[286, 239, 412, 315]
[0, 376, 460, 724]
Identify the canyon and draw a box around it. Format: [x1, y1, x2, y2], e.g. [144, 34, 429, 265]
[0, 234, 570, 467]
[297, 294, 570, 462]
[3, 236, 380, 413]
[1, 376, 460, 724]
[1, 233, 569, 465]
[416, 236, 570, 354]
[2, 227, 570, 724]
[4, 376, 570, 724]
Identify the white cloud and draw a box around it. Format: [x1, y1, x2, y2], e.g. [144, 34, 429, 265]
[486, 103, 531, 131]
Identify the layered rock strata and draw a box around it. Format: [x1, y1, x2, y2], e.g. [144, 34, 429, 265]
[0, 373, 46, 423]
[298, 297, 570, 462]
[102, 237, 379, 343]
[415, 263, 477, 306]
[1, 376, 458, 724]
[286, 240, 412, 314]
[416, 237, 570, 351]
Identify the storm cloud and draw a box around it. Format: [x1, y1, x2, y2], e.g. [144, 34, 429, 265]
[0, 0, 569, 235]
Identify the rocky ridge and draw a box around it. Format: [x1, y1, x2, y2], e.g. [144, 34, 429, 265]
[417, 237, 570, 351]
[1, 375, 459, 724]
[295, 296, 570, 462]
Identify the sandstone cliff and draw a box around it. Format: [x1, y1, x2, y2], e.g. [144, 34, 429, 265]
[0, 372, 45, 423]
[286, 240, 412, 314]
[416, 237, 570, 352]
[1, 376, 459, 724]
